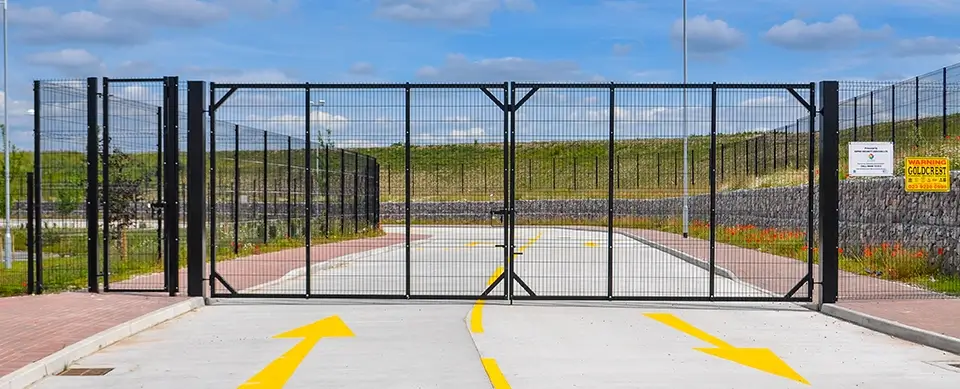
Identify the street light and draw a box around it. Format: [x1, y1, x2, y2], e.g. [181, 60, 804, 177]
[2, 0, 10, 268]
[681, 0, 690, 239]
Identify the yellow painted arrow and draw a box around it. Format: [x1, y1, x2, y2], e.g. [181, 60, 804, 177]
[644, 313, 809, 385]
[238, 316, 354, 389]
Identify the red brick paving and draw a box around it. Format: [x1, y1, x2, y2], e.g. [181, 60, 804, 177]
[109, 232, 426, 292]
[0, 292, 186, 377]
[612, 227, 960, 340]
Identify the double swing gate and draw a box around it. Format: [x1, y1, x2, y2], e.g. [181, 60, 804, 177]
[205, 81, 821, 303]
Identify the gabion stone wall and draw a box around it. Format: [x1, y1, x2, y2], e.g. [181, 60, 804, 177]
[381, 172, 960, 275]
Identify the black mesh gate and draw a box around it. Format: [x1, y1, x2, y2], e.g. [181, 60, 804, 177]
[100, 77, 180, 293]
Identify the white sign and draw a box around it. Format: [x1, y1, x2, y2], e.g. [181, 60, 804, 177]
[848, 142, 894, 177]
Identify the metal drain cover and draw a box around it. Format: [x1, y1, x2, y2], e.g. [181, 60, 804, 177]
[57, 368, 114, 376]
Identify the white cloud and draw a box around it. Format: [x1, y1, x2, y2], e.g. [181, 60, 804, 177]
[374, 0, 534, 28]
[10, 5, 149, 45]
[99, 0, 228, 27]
[416, 54, 600, 82]
[891, 36, 960, 57]
[612, 43, 632, 56]
[26, 49, 105, 76]
[349, 62, 377, 76]
[670, 16, 746, 55]
[450, 127, 485, 138]
[764, 15, 892, 51]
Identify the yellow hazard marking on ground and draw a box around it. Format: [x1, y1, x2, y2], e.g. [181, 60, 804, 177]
[470, 232, 542, 334]
[644, 313, 809, 385]
[238, 315, 354, 389]
[481, 358, 512, 388]
[469, 266, 504, 333]
[467, 241, 480, 247]
[585, 241, 597, 247]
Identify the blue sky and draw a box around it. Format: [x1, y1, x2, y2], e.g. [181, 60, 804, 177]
[5, 0, 960, 148]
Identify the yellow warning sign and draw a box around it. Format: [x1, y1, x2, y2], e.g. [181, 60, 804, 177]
[904, 157, 951, 192]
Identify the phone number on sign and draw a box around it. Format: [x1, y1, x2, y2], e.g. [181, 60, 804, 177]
[908, 183, 947, 190]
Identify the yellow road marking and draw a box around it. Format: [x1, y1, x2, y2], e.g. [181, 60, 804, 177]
[467, 241, 479, 247]
[644, 313, 809, 385]
[481, 358, 512, 388]
[585, 241, 597, 247]
[238, 316, 354, 388]
[469, 266, 503, 333]
[470, 231, 543, 334]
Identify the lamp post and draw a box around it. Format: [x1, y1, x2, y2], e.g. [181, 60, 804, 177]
[310, 99, 325, 170]
[681, 0, 690, 239]
[2, 0, 10, 268]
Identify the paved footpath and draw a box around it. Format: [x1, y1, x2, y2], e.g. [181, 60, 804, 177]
[611, 228, 960, 341]
[11, 226, 960, 388]
[0, 293, 187, 377]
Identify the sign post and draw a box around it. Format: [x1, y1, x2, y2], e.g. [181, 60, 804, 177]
[848, 142, 894, 177]
[905, 157, 951, 192]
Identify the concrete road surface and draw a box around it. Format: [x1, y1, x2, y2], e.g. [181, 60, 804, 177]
[27, 226, 960, 389]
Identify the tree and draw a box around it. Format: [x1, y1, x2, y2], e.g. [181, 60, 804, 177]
[98, 128, 150, 261]
[316, 127, 334, 148]
[55, 178, 84, 218]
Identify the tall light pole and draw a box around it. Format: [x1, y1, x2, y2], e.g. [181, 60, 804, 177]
[2, 0, 10, 268]
[681, 0, 690, 239]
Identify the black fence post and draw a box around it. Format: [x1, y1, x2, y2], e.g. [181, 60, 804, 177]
[262, 130, 268, 244]
[709, 83, 718, 298]
[915, 76, 920, 133]
[404, 85, 412, 298]
[163, 76, 181, 296]
[86, 77, 100, 293]
[156, 106, 163, 266]
[32, 81, 44, 294]
[573, 157, 578, 190]
[366, 156, 372, 228]
[720, 144, 725, 181]
[943, 67, 949, 138]
[870, 91, 875, 141]
[853, 97, 858, 141]
[607, 85, 615, 300]
[186, 80, 206, 298]
[324, 145, 330, 237]
[891, 84, 897, 145]
[354, 152, 359, 234]
[819, 81, 840, 305]
[304, 85, 313, 297]
[287, 136, 292, 238]
[233, 124, 239, 254]
[795, 119, 801, 169]
[26, 173, 35, 294]
[340, 149, 346, 235]
[656, 153, 661, 188]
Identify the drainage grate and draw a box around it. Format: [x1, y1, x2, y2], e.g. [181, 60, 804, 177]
[57, 368, 114, 376]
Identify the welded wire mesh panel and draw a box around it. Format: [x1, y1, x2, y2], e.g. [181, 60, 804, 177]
[711, 86, 815, 300]
[208, 85, 394, 297]
[610, 85, 713, 299]
[29, 80, 90, 293]
[100, 79, 167, 291]
[837, 78, 960, 300]
[408, 85, 506, 297]
[510, 85, 610, 298]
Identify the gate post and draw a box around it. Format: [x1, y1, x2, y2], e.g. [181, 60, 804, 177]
[186, 81, 207, 298]
[818, 81, 840, 305]
[163, 76, 181, 296]
[86, 77, 100, 293]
